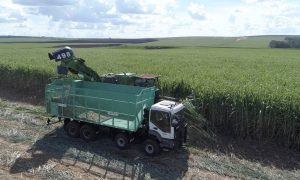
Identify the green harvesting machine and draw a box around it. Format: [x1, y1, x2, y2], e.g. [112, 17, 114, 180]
[45, 47, 187, 156]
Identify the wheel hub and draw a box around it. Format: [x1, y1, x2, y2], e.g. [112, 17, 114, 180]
[70, 127, 76, 134]
[117, 139, 125, 147]
[83, 130, 91, 138]
[145, 144, 154, 154]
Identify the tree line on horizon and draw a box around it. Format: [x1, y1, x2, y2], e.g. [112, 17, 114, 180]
[269, 37, 300, 48]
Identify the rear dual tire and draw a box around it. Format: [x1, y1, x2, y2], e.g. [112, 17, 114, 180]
[66, 121, 80, 138]
[65, 121, 96, 141]
[80, 124, 97, 142]
[115, 133, 129, 150]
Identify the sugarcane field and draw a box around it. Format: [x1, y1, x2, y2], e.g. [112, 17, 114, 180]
[0, 0, 299, 179]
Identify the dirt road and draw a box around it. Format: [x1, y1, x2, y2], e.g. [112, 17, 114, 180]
[0, 99, 299, 179]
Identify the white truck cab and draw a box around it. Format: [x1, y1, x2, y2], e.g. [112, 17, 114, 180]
[144, 100, 187, 155]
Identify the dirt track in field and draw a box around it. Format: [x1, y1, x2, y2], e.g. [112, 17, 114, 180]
[0, 119, 225, 180]
[0, 100, 226, 179]
[0, 136, 225, 180]
[0, 97, 299, 179]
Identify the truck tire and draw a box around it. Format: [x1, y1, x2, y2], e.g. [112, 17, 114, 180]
[115, 133, 129, 150]
[80, 124, 96, 142]
[66, 121, 80, 138]
[143, 139, 160, 156]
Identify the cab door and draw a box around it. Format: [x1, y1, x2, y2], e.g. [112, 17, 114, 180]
[149, 110, 174, 139]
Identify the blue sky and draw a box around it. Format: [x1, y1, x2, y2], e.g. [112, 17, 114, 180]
[0, 0, 299, 38]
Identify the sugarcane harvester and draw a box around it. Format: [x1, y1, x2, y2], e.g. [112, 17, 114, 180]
[48, 46, 101, 81]
[46, 46, 187, 156]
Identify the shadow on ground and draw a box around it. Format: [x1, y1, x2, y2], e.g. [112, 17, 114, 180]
[9, 127, 189, 179]
[190, 127, 300, 171]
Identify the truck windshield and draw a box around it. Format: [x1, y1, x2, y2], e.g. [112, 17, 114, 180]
[173, 109, 184, 121]
[150, 110, 170, 133]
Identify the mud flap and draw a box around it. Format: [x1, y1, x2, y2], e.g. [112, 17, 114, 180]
[184, 126, 188, 143]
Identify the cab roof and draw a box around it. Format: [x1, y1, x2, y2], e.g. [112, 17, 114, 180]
[151, 100, 184, 113]
[137, 74, 160, 79]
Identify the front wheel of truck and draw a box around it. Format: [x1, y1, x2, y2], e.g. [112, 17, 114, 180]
[66, 121, 80, 138]
[143, 139, 160, 156]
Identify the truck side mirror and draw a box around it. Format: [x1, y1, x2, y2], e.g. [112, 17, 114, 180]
[171, 119, 178, 127]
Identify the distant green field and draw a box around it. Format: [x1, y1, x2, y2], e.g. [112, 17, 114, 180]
[0, 36, 300, 149]
[0, 35, 287, 47]
[140, 35, 286, 48]
[0, 37, 70, 43]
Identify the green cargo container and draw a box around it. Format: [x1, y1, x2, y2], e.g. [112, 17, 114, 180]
[45, 79, 156, 132]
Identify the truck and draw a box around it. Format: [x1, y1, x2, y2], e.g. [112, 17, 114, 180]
[45, 47, 187, 156]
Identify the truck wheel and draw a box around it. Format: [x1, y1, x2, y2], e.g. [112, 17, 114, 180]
[66, 121, 80, 138]
[80, 124, 96, 142]
[115, 133, 129, 150]
[143, 139, 160, 156]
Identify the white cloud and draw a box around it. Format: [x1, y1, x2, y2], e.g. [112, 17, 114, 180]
[242, 0, 280, 3]
[12, 0, 76, 6]
[230, 1, 300, 35]
[0, 0, 299, 38]
[0, 12, 26, 23]
[32, 0, 116, 23]
[115, 0, 177, 15]
[115, 0, 149, 14]
[0, 3, 26, 24]
[187, 3, 206, 21]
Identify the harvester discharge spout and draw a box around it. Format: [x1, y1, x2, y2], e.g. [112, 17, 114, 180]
[48, 46, 101, 82]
